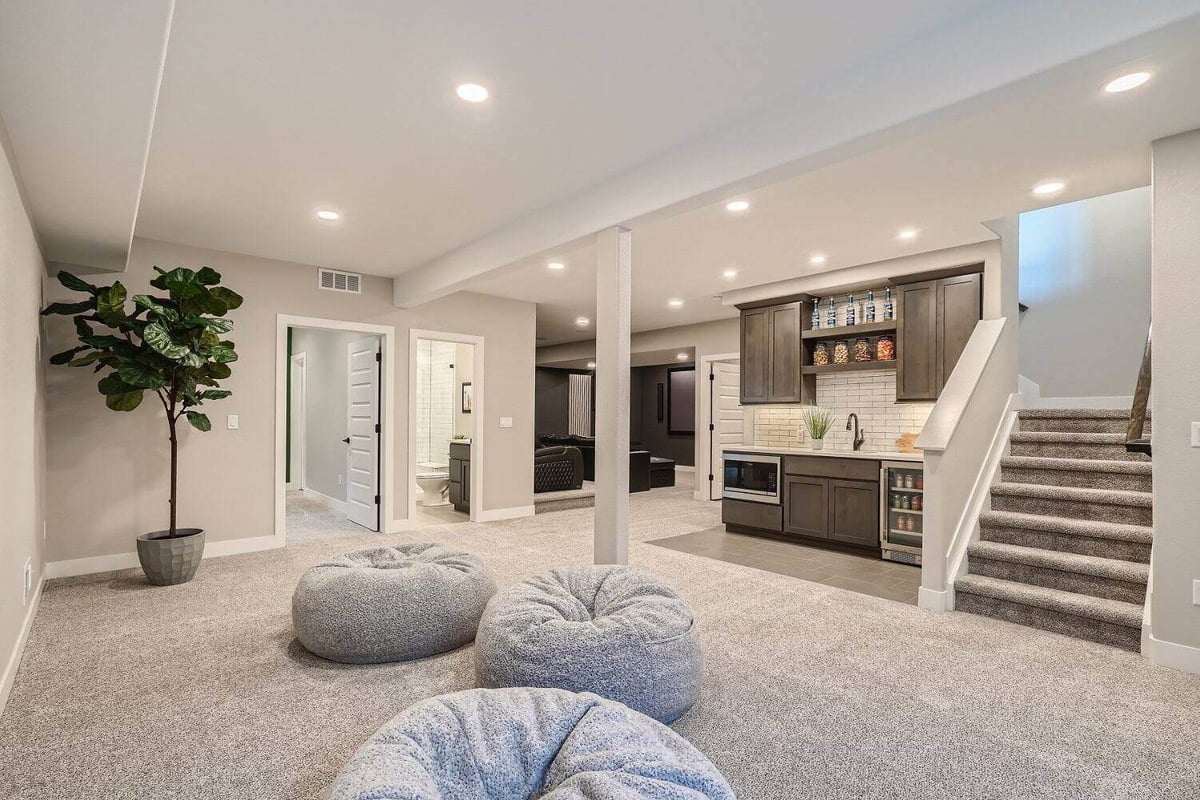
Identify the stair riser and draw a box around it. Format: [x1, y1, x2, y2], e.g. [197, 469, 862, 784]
[955, 592, 1141, 651]
[979, 525, 1151, 563]
[1000, 466, 1152, 492]
[1019, 418, 1151, 435]
[968, 557, 1147, 604]
[991, 493, 1151, 525]
[1009, 441, 1148, 462]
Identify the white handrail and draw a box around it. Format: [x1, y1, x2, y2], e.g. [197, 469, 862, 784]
[915, 318, 1007, 453]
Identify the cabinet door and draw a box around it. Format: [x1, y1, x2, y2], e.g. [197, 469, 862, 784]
[895, 280, 938, 401]
[936, 272, 982, 390]
[740, 307, 771, 403]
[827, 479, 880, 548]
[784, 475, 828, 539]
[767, 302, 802, 403]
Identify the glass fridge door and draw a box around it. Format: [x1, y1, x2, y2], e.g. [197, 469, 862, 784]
[883, 464, 924, 552]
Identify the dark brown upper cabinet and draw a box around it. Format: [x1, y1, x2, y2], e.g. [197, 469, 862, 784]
[740, 301, 806, 404]
[896, 272, 982, 401]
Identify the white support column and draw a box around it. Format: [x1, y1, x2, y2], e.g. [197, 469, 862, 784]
[594, 226, 632, 565]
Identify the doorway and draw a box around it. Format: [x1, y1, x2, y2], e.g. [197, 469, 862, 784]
[275, 316, 396, 546]
[699, 352, 748, 501]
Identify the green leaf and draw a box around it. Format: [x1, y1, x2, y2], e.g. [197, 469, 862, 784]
[97, 374, 138, 396]
[208, 286, 243, 311]
[158, 268, 204, 300]
[68, 352, 101, 367]
[105, 391, 144, 412]
[142, 322, 191, 361]
[197, 389, 232, 401]
[206, 363, 232, 380]
[80, 334, 124, 349]
[117, 362, 165, 389]
[56, 271, 98, 294]
[49, 347, 85, 365]
[42, 300, 93, 316]
[198, 316, 233, 333]
[206, 345, 239, 364]
[74, 316, 94, 338]
[195, 266, 221, 285]
[95, 283, 128, 325]
[185, 411, 211, 432]
[133, 295, 179, 322]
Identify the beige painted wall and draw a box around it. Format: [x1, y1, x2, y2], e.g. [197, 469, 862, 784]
[0, 118, 46, 704]
[1150, 130, 1200, 656]
[43, 237, 536, 563]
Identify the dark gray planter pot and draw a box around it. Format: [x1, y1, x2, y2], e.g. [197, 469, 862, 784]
[136, 528, 205, 585]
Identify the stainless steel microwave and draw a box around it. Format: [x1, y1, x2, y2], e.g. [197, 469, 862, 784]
[722, 453, 781, 505]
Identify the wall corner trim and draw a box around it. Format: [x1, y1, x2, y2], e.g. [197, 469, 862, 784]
[45, 534, 285, 580]
[0, 577, 45, 719]
[475, 505, 535, 522]
[1147, 633, 1200, 676]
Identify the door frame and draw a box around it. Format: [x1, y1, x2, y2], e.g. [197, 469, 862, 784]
[288, 352, 307, 491]
[275, 315, 398, 545]
[345, 336, 382, 530]
[409, 329, 484, 523]
[696, 351, 741, 501]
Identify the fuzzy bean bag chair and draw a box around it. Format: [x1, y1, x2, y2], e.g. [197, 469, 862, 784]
[475, 565, 702, 723]
[328, 688, 734, 799]
[292, 544, 496, 663]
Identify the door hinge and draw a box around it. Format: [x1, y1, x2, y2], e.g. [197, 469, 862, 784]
[375, 351, 381, 362]
[374, 423, 380, 433]
[709, 423, 715, 431]
[708, 474, 714, 481]
[374, 494, 380, 504]
[709, 372, 715, 381]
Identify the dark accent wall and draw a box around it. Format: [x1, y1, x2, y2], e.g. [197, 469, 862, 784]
[633, 364, 695, 466]
[535, 367, 571, 436]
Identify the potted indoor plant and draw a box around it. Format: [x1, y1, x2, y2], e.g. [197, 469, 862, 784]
[801, 406, 835, 450]
[42, 266, 242, 585]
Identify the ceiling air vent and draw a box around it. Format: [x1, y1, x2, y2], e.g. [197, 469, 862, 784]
[317, 268, 362, 294]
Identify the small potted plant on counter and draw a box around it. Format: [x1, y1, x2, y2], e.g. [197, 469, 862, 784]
[42, 266, 242, 586]
[801, 406, 835, 450]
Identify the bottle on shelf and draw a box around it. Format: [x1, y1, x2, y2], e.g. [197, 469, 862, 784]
[811, 297, 821, 329]
[826, 296, 836, 329]
[883, 286, 894, 321]
[846, 294, 856, 326]
[865, 290, 876, 323]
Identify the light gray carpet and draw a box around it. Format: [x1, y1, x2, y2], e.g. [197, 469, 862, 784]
[2, 479, 1199, 799]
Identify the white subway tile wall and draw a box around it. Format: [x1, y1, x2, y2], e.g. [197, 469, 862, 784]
[753, 370, 933, 452]
[416, 339, 456, 465]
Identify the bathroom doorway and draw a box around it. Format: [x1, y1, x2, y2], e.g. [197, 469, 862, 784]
[409, 330, 483, 526]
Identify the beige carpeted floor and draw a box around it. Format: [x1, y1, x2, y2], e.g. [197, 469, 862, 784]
[2, 479, 1199, 799]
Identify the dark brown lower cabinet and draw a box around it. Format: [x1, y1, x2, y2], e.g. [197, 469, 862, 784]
[784, 476, 828, 539]
[783, 470, 880, 549]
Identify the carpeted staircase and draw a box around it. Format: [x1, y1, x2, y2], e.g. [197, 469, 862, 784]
[954, 408, 1152, 651]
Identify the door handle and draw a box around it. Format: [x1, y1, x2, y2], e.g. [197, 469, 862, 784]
[342, 437, 350, 444]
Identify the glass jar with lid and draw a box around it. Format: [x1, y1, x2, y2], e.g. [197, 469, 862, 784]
[812, 342, 830, 366]
[832, 340, 850, 365]
[876, 334, 896, 362]
[853, 337, 873, 362]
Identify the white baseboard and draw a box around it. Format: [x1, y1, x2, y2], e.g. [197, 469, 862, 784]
[303, 487, 348, 513]
[918, 585, 951, 611]
[45, 534, 285, 580]
[1147, 633, 1200, 675]
[0, 576, 44, 719]
[475, 505, 535, 522]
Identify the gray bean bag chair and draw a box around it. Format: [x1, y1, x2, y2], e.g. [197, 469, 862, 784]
[328, 687, 734, 799]
[292, 544, 496, 663]
[475, 565, 702, 723]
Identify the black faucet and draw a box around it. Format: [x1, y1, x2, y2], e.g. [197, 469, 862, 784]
[846, 413, 866, 451]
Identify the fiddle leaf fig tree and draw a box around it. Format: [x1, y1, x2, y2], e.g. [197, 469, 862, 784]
[42, 266, 243, 536]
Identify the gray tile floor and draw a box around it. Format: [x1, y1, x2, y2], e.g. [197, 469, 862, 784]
[649, 526, 921, 604]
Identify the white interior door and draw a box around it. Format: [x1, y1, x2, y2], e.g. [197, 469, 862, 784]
[289, 353, 306, 490]
[346, 337, 381, 529]
[709, 360, 744, 500]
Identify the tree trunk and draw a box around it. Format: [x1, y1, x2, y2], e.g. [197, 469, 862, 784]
[168, 414, 178, 537]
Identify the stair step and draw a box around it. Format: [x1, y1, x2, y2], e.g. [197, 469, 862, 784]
[990, 482, 1152, 526]
[1000, 456, 1152, 492]
[1008, 431, 1150, 462]
[978, 510, 1152, 563]
[966, 541, 1148, 604]
[954, 574, 1143, 651]
[1018, 408, 1149, 435]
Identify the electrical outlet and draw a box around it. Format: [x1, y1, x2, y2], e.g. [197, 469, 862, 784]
[22, 558, 32, 605]
[1194, 579, 1200, 607]
[1192, 422, 1200, 448]
[227, 414, 240, 430]
[42, 520, 46, 541]
[338, 474, 343, 486]
[499, 417, 513, 429]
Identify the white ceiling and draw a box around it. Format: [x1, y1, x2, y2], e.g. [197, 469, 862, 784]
[473, 18, 1200, 345]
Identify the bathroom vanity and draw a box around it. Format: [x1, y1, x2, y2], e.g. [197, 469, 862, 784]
[448, 440, 471, 514]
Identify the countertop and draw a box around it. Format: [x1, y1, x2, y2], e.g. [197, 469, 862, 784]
[726, 444, 924, 463]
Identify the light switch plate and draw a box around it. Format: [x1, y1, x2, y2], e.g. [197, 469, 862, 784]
[499, 417, 513, 429]
[1192, 422, 1200, 447]
[227, 414, 239, 430]
[1194, 579, 1200, 607]
[22, 558, 32, 605]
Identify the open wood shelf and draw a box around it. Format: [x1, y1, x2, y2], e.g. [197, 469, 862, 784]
[801, 320, 897, 341]
[801, 360, 896, 375]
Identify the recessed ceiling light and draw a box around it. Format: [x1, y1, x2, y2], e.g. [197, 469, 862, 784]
[1104, 72, 1151, 93]
[547, 261, 565, 271]
[809, 253, 827, 265]
[897, 228, 919, 241]
[668, 298, 684, 308]
[725, 200, 750, 213]
[1032, 180, 1066, 196]
[722, 268, 738, 279]
[456, 83, 489, 103]
[586, 361, 597, 369]
[575, 316, 590, 327]
[676, 352, 689, 361]
[315, 209, 340, 221]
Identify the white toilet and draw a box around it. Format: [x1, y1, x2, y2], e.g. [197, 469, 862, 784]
[415, 467, 450, 507]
